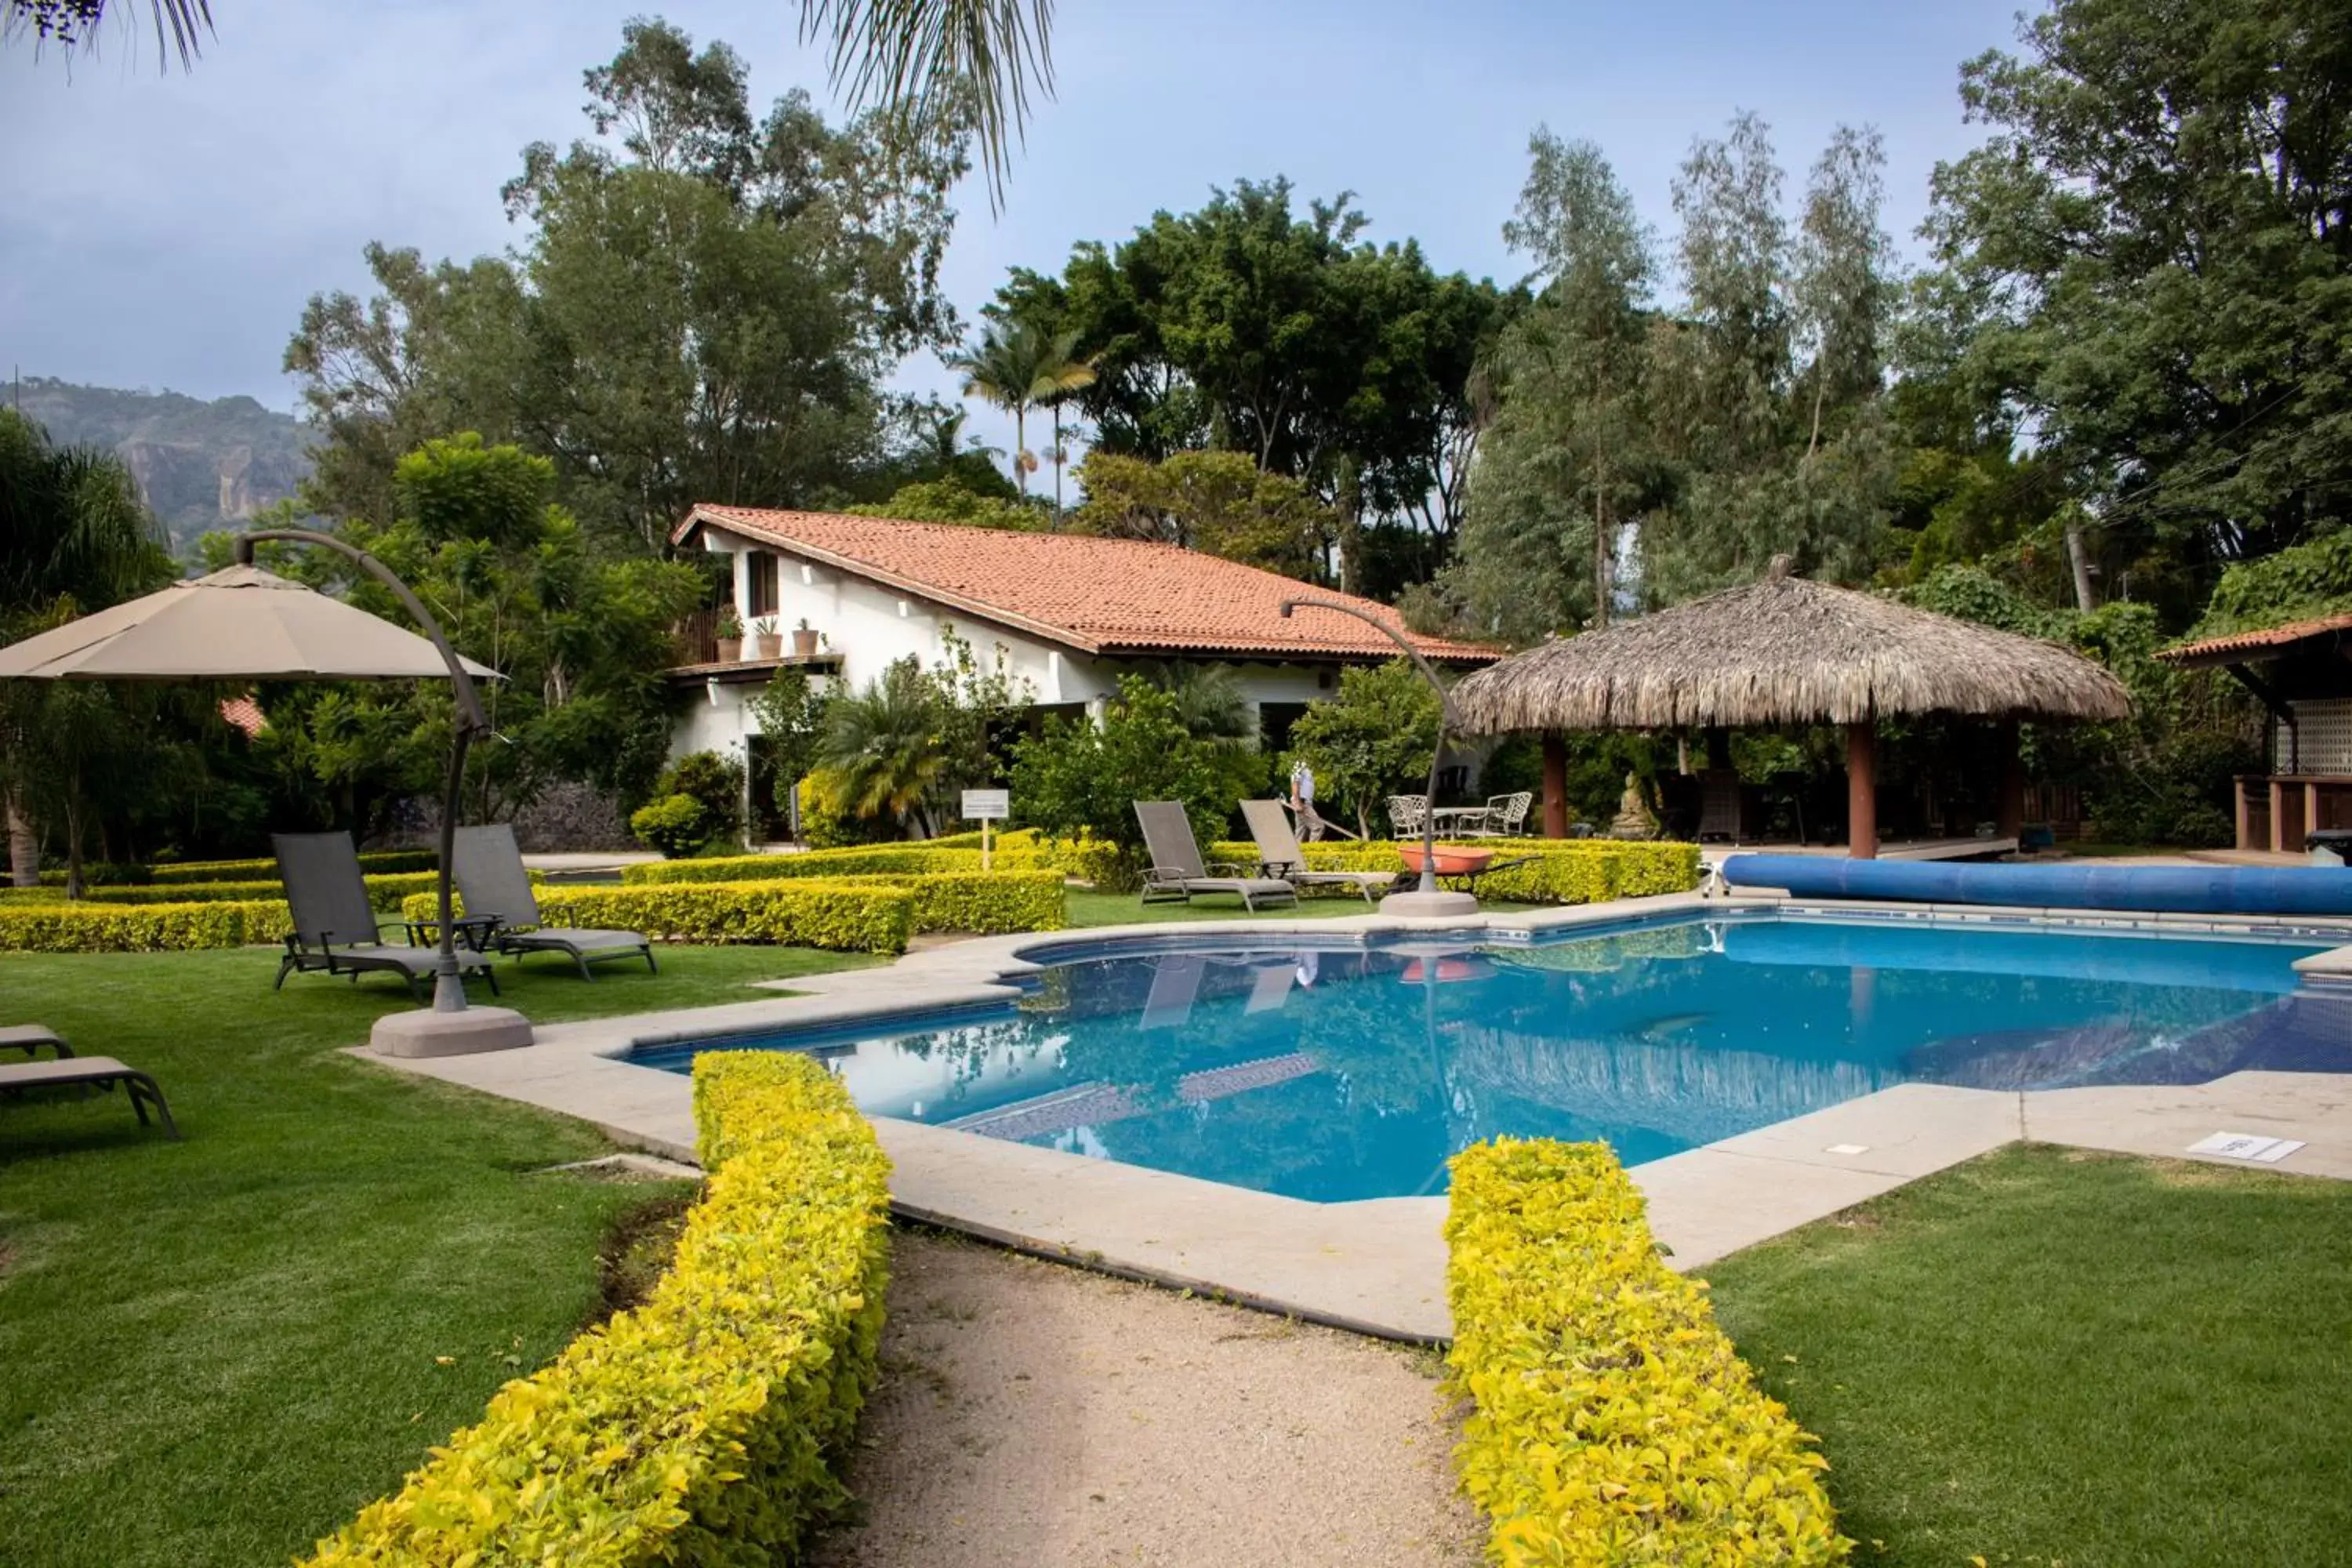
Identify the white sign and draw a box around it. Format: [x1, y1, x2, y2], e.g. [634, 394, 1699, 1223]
[961, 789, 1010, 821]
[2186, 1131, 2306, 1163]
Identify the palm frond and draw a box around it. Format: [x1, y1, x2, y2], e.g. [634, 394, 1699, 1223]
[2, 1, 212, 71]
[797, 0, 1055, 213]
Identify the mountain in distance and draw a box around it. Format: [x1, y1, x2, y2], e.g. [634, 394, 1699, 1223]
[9, 376, 315, 550]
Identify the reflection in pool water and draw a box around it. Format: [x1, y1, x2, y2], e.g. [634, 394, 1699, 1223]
[633, 914, 2347, 1203]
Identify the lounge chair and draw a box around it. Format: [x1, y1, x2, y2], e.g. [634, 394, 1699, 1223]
[453, 825, 655, 980]
[0, 1024, 70, 1059]
[1133, 801, 1298, 911]
[0, 1047, 179, 1138]
[1239, 800, 1394, 904]
[273, 832, 499, 1000]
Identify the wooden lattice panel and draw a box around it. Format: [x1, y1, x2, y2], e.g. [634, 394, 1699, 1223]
[2281, 698, 2352, 774]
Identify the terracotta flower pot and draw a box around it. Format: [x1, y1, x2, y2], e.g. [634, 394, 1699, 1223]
[716, 636, 742, 662]
[791, 628, 819, 657]
[751, 632, 783, 660]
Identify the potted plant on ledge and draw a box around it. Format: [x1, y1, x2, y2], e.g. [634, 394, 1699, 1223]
[715, 604, 744, 662]
[750, 617, 782, 660]
[792, 617, 819, 657]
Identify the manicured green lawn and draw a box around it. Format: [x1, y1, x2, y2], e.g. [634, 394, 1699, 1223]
[1706, 1144, 2352, 1567]
[1063, 887, 1536, 927]
[0, 943, 873, 1568]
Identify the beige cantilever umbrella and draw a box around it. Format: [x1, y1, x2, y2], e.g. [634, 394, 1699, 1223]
[0, 563, 499, 682]
[0, 532, 527, 1055]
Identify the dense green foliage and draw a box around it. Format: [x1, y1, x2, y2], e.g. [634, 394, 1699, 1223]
[1008, 677, 1265, 884]
[303, 1049, 892, 1567]
[1446, 1138, 1849, 1566]
[1284, 659, 1443, 838]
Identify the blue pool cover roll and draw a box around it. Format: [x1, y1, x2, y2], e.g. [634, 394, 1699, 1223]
[1720, 854, 2352, 916]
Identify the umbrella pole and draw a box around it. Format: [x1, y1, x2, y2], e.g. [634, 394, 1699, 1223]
[238, 529, 494, 1020]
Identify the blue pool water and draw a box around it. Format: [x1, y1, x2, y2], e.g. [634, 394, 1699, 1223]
[633, 913, 2348, 1203]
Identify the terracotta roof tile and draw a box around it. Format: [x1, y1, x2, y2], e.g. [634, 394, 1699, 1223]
[2156, 612, 2352, 665]
[677, 506, 1497, 663]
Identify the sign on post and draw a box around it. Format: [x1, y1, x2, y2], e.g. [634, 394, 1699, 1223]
[961, 789, 1011, 870]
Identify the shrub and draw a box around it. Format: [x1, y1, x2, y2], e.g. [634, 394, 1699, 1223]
[655, 750, 746, 844]
[406, 880, 915, 953]
[1205, 838, 1701, 905]
[1446, 1138, 1849, 1566]
[630, 793, 712, 858]
[39, 848, 437, 887]
[0, 899, 292, 953]
[821, 870, 1065, 935]
[303, 1050, 891, 1568]
[30, 871, 455, 910]
[623, 835, 1127, 889]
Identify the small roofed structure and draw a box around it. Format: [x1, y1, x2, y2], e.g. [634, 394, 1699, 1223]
[1450, 557, 2132, 858]
[2155, 612, 2352, 853]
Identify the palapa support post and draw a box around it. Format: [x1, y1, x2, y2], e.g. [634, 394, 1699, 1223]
[1846, 720, 1879, 860]
[1996, 719, 2025, 843]
[1541, 731, 1570, 839]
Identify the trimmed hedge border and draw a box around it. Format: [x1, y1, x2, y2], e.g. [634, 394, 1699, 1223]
[0, 899, 294, 953]
[403, 880, 917, 953]
[303, 1051, 891, 1567]
[0, 870, 477, 911]
[38, 848, 437, 887]
[1446, 1139, 1849, 1566]
[1207, 838, 1702, 904]
[625, 833, 1127, 889]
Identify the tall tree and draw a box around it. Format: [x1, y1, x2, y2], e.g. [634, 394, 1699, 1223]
[0, 408, 178, 886]
[944, 318, 1091, 501]
[1924, 0, 2352, 612]
[287, 19, 967, 554]
[2, 0, 208, 67]
[1450, 132, 1656, 641]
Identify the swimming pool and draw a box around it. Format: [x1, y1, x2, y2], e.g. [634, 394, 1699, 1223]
[631, 912, 2347, 1203]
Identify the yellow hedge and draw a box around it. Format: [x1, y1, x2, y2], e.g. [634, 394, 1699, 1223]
[819, 870, 1067, 935]
[41, 848, 437, 887]
[0, 899, 293, 953]
[17, 869, 463, 910]
[403, 879, 916, 953]
[1446, 1139, 1849, 1566]
[624, 833, 1127, 889]
[1208, 838, 1701, 904]
[303, 1050, 891, 1568]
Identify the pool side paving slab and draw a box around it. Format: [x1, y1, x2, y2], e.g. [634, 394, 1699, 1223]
[365, 890, 2352, 1342]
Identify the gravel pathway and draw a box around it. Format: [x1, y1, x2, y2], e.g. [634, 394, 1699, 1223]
[811, 1231, 1482, 1568]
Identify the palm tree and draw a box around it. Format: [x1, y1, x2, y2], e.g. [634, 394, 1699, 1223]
[816, 656, 951, 836]
[796, 0, 1054, 212]
[945, 321, 1094, 505]
[0, 408, 176, 887]
[4, 1, 212, 68]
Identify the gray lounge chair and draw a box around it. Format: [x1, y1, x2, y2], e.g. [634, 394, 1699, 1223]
[0, 1024, 70, 1059]
[1239, 800, 1393, 904]
[453, 825, 655, 979]
[1134, 801, 1298, 911]
[0, 1047, 179, 1138]
[273, 832, 498, 1000]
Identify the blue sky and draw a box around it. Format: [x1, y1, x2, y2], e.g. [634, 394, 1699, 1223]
[1, 0, 2025, 463]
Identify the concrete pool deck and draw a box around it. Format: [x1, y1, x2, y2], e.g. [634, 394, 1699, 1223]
[370, 891, 2352, 1342]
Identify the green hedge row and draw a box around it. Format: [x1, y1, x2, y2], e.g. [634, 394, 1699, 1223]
[625, 832, 1127, 889]
[1205, 837, 1702, 904]
[0, 899, 295, 953]
[1, 870, 463, 911]
[38, 848, 438, 887]
[304, 1050, 892, 1567]
[1446, 1138, 1849, 1566]
[404, 880, 917, 954]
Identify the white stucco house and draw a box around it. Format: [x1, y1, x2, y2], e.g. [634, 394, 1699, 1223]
[665, 504, 1497, 833]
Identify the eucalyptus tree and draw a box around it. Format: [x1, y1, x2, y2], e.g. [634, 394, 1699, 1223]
[1451, 131, 1657, 641]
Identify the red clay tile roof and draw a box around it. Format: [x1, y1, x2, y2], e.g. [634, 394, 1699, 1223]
[677, 506, 1498, 663]
[2156, 612, 2352, 666]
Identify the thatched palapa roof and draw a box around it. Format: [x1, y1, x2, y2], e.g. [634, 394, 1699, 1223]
[1451, 557, 2132, 734]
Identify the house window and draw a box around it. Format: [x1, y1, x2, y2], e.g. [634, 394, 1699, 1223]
[746, 552, 780, 619]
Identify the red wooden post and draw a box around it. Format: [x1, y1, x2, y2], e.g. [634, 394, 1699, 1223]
[1846, 720, 1879, 859]
[1542, 731, 1570, 838]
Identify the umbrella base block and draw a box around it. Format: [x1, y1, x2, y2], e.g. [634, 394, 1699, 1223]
[372, 1006, 535, 1058]
[1378, 889, 1482, 919]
